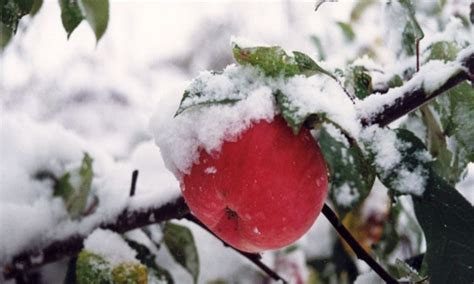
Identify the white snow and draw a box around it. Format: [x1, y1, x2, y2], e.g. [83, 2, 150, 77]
[83, 229, 137, 265]
[334, 183, 360, 207]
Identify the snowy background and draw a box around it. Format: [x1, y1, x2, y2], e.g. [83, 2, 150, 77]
[1, 0, 473, 283]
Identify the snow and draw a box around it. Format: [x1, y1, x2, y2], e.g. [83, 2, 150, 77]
[334, 183, 360, 207]
[361, 126, 431, 196]
[83, 229, 138, 266]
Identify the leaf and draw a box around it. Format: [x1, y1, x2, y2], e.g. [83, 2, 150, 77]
[59, 0, 84, 38]
[336, 21, 355, 42]
[163, 222, 199, 283]
[0, 22, 13, 50]
[426, 41, 459, 62]
[76, 251, 112, 284]
[471, 2, 474, 25]
[399, 0, 424, 56]
[309, 35, 326, 61]
[369, 128, 431, 197]
[393, 259, 425, 282]
[1, 0, 34, 33]
[175, 90, 241, 117]
[126, 239, 174, 284]
[111, 262, 148, 284]
[54, 153, 94, 219]
[79, 0, 109, 42]
[232, 44, 334, 78]
[413, 172, 474, 284]
[350, 0, 375, 22]
[273, 90, 308, 134]
[30, 0, 43, 16]
[319, 123, 375, 216]
[345, 66, 372, 100]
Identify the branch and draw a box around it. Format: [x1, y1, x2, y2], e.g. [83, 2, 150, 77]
[183, 214, 288, 284]
[360, 47, 474, 127]
[3, 197, 189, 279]
[321, 204, 402, 284]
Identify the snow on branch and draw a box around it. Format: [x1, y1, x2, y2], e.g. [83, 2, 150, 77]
[2, 197, 189, 279]
[359, 46, 474, 127]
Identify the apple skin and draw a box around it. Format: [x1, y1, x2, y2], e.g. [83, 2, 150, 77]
[181, 116, 328, 253]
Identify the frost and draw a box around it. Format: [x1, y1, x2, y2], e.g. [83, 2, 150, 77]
[84, 229, 137, 265]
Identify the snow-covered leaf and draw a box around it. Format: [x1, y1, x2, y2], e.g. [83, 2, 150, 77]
[76, 251, 112, 284]
[53, 153, 94, 219]
[111, 262, 148, 284]
[273, 90, 308, 134]
[364, 128, 431, 197]
[393, 259, 425, 282]
[127, 239, 175, 284]
[345, 65, 372, 99]
[59, 0, 84, 38]
[30, 0, 43, 16]
[427, 41, 459, 62]
[413, 172, 474, 284]
[175, 88, 241, 117]
[164, 222, 199, 284]
[319, 123, 375, 216]
[79, 0, 109, 42]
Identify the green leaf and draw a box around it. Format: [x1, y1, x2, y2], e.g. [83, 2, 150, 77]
[54, 153, 94, 219]
[163, 222, 199, 283]
[393, 259, 425, 282]
[126, 239, 174, 284]
[426, 41, 459, 62]
[413, 172, 474, 284]
[175, 90, 241, 117]
[336, 21, 355, 42]
[0, 22, 13, 50]
[431, 82, 474, 183]
[79, 0, 109, 42]
[232, 44, 333, 78]
[350, 0, 375, 22]
[399, 0, 424, 56]
[309, 35, 326, 61]
[111, 262, 148, 284]
[59, 0, 84, 38]
[29, 0, 42, 16]
[76, 251, 112, 284]
[319, 123, 375, 216]
[1, 0, 34, 33]
[273, 90, 308, 134]
[345, 66, 372, 100]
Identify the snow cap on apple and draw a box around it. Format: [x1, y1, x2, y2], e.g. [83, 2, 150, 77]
[151, 41, 358, 252]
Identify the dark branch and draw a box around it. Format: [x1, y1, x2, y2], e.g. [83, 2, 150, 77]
[3, 197, 189, 279]
[321, 204, 401, 284]
[129, 170, 139, 197]
[362, 48, 474, 127]
[183, 213, 288, 284]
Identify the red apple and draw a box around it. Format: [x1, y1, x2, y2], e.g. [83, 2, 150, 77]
[181, 116, 328, 252]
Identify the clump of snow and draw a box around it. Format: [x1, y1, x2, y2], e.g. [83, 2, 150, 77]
[151, 64, 277, 177]
[361, 126, 401, 172]
[334, 183, 360, 207]
[204, 167, 217, 174]
[279, 74, 361, 137]
[83, 229, 137, 265]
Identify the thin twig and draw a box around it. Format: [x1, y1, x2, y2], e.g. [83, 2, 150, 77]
[183, 213, 288, 284]
[129, 170, 139, 197]
[321, 204, 400, 284]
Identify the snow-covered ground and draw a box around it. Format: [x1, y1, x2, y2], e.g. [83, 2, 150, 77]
[1, 0, 472, 283]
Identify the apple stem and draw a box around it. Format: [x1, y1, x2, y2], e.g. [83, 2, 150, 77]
[183, 213, 289, 284]
[322, 203, 404, 284]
